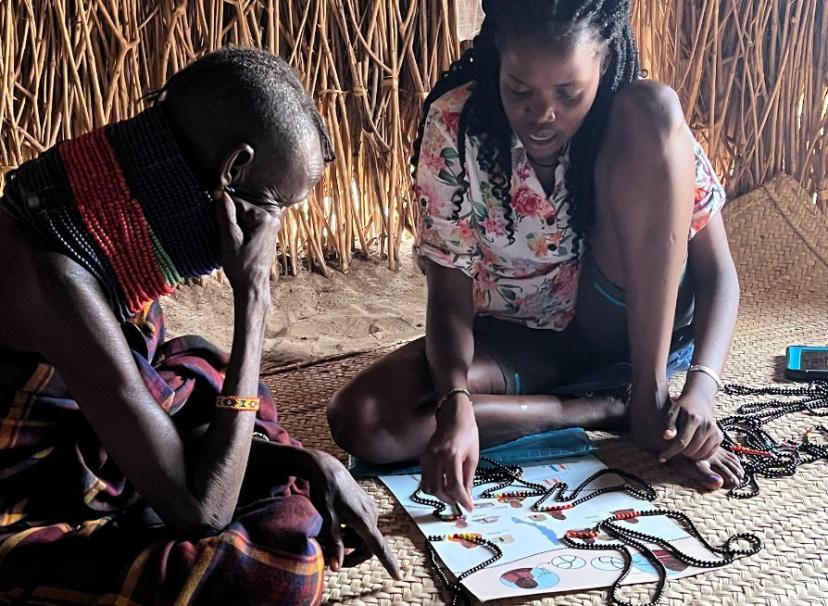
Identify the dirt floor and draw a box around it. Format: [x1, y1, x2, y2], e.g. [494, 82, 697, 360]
[162, 243, 427, 367]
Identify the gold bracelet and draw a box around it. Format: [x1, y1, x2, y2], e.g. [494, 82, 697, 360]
[215, 395, 261, 411]
[435, 387, 473, 414]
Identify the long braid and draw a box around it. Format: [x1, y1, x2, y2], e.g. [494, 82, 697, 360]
[413, 0, 640, 253]
[466, 21, 516, 242]
[564, 0, 640, 255]
[451, 101, 473, 220]
[410, 48, 477, 176]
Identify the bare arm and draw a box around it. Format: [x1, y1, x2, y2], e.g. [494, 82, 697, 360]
[419, 258, 479, 510]
[659, 212, 739, 461]
[424, 258, 476, 395]
[185, 284, 267, 530]
[31, 262, 263, 536]
[681, 213, 739, 397]
[0, 190, 282, 537]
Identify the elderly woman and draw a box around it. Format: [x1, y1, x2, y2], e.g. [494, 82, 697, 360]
[0, 48, 398, 605]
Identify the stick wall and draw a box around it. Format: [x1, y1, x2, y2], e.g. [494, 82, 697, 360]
[2, 1, 825, 273]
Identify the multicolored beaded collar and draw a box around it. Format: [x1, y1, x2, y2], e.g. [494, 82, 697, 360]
[1, 105, 221, 322]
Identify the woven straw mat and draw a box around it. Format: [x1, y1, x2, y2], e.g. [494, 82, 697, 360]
[262, 175, 828, 606]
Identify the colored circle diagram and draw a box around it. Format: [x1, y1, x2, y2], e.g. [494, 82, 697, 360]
[591, 555, 625, 571]
[500, 567, 560, 590]
[550, 554, 586, 570]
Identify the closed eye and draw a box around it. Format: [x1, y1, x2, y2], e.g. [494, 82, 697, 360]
[509, 88, 532, 99]
[558, 91, 583, 105]
[225, 185, 287, 210]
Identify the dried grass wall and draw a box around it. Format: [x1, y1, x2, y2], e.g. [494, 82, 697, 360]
[1, 1, 826, 274]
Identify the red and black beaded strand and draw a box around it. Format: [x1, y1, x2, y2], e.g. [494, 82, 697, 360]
[530, 468, 656, 513]
[410, 457, 537, 521]
[718, 381, 828, 498]
[565, 525, 664, 606]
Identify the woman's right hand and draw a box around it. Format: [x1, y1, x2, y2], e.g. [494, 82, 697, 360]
[214, 189, 282, 295]
[420, 394, 479, 512]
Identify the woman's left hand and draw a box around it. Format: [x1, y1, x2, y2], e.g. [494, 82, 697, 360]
[658, 391, 723, 462]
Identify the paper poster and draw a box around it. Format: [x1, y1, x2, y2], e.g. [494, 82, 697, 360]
[381, 455, 714, 601]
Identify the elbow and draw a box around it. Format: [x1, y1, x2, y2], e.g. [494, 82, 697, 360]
[694, 262, 740, 307]
[176, 515, 230, 540]
[161, 505, 233, 539]
[723, 259, 740, 304]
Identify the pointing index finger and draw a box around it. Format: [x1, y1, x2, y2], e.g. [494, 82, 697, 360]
[351, 518, 401, 580]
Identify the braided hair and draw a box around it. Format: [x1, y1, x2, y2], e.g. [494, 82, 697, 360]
[412, 0, 640, 250]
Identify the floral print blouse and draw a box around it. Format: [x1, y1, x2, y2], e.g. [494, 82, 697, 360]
[414, 84, 726, 330]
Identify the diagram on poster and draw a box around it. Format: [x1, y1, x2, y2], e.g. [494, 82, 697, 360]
[380, 455, 714, 602]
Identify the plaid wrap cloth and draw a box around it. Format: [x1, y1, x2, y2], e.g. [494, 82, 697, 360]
[0, 302, 324, 605]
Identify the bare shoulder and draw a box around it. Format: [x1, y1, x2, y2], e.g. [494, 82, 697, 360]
[0, 214, 116, 353]
[609, 79, 685, 133]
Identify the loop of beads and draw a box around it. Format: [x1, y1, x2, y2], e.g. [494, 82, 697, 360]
[413, 459, 660, 605]
[719, 381, 828, 498]
[423, 532, 504, 606]
[563, 508, 762, 606]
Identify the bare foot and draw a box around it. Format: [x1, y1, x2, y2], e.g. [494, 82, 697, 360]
[678, 447, 744, 490]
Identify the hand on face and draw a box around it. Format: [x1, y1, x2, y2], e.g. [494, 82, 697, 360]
[214, 189, 282, 294]
[213, 136, 325, 294]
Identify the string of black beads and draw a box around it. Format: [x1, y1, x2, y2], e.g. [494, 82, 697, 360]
[605, 510, 762, 567]
[424, 533, 504, 606]
[563, 509, 762, 606]
[410, 457, 544, 521]
[718, 381, 828, 498]
[533, 468, 657, 513]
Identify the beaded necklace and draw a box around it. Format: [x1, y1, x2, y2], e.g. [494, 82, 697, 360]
[563, 509, 762, 606]
[1, 105, 221, 322]
[719, 381, 828, 498]
[411, 458, 657, 520]
[423, 533, 504, 606]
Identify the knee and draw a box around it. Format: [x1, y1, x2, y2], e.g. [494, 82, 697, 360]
[609, 80, 686, 144]
[326, 384, 363, 451]
[327, 382, 385, 461]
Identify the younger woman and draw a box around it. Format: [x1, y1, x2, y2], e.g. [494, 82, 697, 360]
[328, 0, 743, 510]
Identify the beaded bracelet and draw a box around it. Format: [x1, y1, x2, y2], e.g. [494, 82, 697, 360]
[215, 396, 260, 411]
[434, 387, 473, 414]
